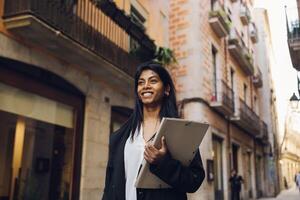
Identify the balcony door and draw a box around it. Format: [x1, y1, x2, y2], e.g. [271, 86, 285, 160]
[231, 143, 239, 172]
[0, 63, 84, 200]
[245, 151, 253, 199]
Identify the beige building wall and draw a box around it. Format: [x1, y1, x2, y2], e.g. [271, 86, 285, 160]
[253, 8, 280, 196]
[281, 110, 300, 189]
[169, 0, 273, 199]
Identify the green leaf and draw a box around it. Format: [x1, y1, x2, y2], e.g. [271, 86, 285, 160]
[154, 47, 177, 66]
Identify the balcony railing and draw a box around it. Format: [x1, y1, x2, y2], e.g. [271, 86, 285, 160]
[3, 0, 155, 77]
[209, 1, 230, 38]
[210, 80, 234, 116]
[252, 66, 262, 88]
[287, 19, 300, 71]
[228, 29, 254, 75]
[231, 98, 260, 136]
[240, 3, 251, 25]
[257, 121, 268, 144]
[249, 22, 258, 43]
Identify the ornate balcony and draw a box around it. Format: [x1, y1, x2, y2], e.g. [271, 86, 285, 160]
[257, 121, 269, 144]
[249, 22, 258, 43]
[231, 98, 260, 137]
[240, 3, 251, 25]
[209, 1, 230, 38]
[228, 29, 254, 76]
[287, 19, 300, 71]
[3, 0, 156, 78]
[210, 80, 234, 116]
[252, 66, 263, 88]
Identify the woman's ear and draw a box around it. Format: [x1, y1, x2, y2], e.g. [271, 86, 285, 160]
[165, 85, 170, 96]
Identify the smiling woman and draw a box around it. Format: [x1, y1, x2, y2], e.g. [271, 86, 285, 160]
[102, 61, 205, 200]
[137, 70, 168, 111]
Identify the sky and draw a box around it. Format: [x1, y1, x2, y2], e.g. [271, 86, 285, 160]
[254, 0, 298, 140]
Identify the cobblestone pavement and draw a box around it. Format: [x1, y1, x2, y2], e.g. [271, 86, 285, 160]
[258, 186, 300, 200]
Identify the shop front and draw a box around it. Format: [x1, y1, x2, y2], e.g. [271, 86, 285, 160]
[0, 60, 84, 200]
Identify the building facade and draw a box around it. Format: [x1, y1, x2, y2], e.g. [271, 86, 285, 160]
[253, 8, 280, 196]
[0, 0, 281, 200]
[169, 0, 279, 199]
[0, 0, 168, 199]
[284, 0, 300, 191]
[280, 108, 300, 189]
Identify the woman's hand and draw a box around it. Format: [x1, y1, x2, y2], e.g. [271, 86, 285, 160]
[144, 136, 167, 165]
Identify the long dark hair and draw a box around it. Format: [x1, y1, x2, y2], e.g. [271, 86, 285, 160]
[130, 61, 178, 138]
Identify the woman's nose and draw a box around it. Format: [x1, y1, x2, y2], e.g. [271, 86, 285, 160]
[144, 81, 151, 89]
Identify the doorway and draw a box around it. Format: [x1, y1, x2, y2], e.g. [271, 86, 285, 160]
[213, 135, 224, 200]
[0, 62, 84, 200]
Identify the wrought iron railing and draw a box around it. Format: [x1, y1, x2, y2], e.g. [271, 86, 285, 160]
[4, 0, 155, 77]
[260, 121, 268, 140]
[253, 66, 262, 87]
[228, 28, 254, 74]
[221, 80, 234, 113]
[239, 98, 260, 134]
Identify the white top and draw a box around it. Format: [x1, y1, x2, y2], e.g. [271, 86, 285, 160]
[124, 127, 145, 200]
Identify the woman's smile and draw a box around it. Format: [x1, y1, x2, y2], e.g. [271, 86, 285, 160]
[141, 91, 154, 97]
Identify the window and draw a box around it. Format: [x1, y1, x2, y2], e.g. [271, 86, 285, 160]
[211, 0, 218, 10]
[227, 8, 232, 15]
[159, 11, 168, 46]
[231, 144, 239, 173]
[254, 95, 257, 113]
[130, 5, 146, 30]
[110, 106, 132, 133]
[243, 83, 247, 103]
[230, 68, 235, 108]
[212, 45, 218, 98]
[130, 5, 146, 51]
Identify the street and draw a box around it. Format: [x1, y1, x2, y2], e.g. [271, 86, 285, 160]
[259, 186, 300, 200]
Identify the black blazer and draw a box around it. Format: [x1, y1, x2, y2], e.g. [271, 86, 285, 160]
[102, 119, 205, 200]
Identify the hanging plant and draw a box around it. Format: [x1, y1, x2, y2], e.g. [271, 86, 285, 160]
[153, 47, 177, 66]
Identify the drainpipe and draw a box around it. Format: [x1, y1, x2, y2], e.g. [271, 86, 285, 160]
[224, 31, 232, 200]
[225, 28, 232, 169]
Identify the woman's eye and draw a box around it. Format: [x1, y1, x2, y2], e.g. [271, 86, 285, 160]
[150, 79, 158, 83]
[138, 81, 144, 85]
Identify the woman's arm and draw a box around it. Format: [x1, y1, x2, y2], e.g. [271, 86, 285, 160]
[149, 149, 205, 193]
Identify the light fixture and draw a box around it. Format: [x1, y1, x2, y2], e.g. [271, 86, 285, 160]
[289, 72, 300, 109]
[289, 92, 299, 109]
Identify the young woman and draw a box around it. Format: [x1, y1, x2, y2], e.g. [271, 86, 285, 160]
[102, 61, 205, 200]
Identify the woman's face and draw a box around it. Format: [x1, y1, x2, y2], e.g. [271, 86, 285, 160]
[137, 69, 166, 107]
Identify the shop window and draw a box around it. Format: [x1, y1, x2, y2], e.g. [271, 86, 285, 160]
[0, 61, 84, 200]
